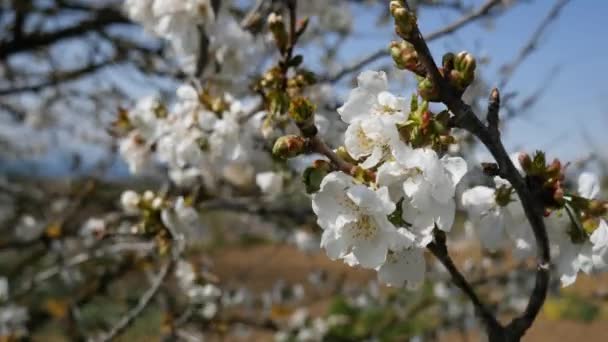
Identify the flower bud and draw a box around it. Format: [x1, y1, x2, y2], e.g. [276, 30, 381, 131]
[390, 1, 417, 39]
[121, 190, 141, 213]
[389, 41, 424, 75]
[272, 135, 308, 159]
[303, 160, 332, 194]
[289, 97, 315, 123]
[518, 153, 532, 172]
[418, 77, 440, 102]
[455, 51, 476, 75]
[289, 97, 317, 137]
[268, 13, 288, 52]
[445, 51, 476, 92]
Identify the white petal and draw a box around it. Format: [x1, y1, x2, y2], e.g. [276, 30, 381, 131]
[441, 156, 468, 187]
[321, 229, 347, 260]
[590, 219, 608, 249]
[176, 84, 199, 101]
[352, 238, 388, 269]
[344, 121, 373, 159]
[578, 172, 600, 199]
[435, 198, 456, 232]
[360, 145, 385, 169]
[357, 70, 388, 93]
[476, 210, 506, 251]
[378, 247, 425, 288]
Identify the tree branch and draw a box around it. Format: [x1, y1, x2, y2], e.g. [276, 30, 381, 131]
[322, 0, 504, 83]
[427, 231, 503, 335]
[94, 258, 174, 342]
[399, 1, 551, 339]
[0, 7, 129, 59]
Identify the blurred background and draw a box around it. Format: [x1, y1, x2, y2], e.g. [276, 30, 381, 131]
[0, 0, 607, 341]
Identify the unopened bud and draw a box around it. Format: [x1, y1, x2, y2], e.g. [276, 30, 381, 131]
[289, 97, 317, 137]
[518, 153, 532, 172]
[389, 41, 423, 75]
[546, 159, 562, 177]
[455, 51, 476, 75]
[303, 160, 332, 194]
[272, 135, 307, 159]
[268, 13, 288, 52]
[289, 97, 315, 123]
[390, 1, 417, 39]
[418, 77, 440, 102]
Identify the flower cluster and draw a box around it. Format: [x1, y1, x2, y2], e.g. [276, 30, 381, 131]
[463, 153, 608, 287]
[116, 84, 263, 187]
[310, 71, 467, 288]
[124, 0, 255, 75]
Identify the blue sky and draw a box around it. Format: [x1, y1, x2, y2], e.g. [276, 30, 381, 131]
[3, 0, 607, 177]
[342, 0, 607, 162]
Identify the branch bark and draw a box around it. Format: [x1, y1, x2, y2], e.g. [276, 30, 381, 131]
[402, 1, 551, 339]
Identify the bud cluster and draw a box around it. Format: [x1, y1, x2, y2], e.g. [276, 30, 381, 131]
[389, 1, 417, 40]
[442, 51, 477, 94]
[397, 95, 455, 152]
[389, 41, 425, 76]
[268, 13, 288, 53]
[519, 151, 567, 210]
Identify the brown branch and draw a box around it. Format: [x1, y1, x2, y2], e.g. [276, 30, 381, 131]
[427, 231, 502, 335]
[401, 1, 551, 339]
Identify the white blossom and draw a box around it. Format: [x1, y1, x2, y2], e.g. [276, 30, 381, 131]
[377, 229, 426, 288]
[312, 172, 397, 268]
[401, 148, 467, 241]
[461, 178, 533, 258]
[120, 190, 141, 213]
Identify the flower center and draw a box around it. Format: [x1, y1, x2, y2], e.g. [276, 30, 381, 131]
[352, 214, 378, 240]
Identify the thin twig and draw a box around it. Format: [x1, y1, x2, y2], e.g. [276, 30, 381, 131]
[94, 259, 174, 342]
[499, 0, 572, 89]
[322, 0, 504, 83]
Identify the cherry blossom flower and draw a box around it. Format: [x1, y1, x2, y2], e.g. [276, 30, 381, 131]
[401, 148, 467, 241]
[312, 172, 397, 268]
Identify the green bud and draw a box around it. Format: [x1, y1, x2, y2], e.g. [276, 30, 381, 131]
[289, 97, 315, 123]
[442, 52, 455, 71]
[289, 97, 317, 137]
[268, 13, 288, 52]
[390, 1, 417, 39]
[455, 51, 476, 74]
[303, 160, 332, 194]
[417, 77, 440, 102]
[389, 41, 423, 75]
[272, 135, 308, 159]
